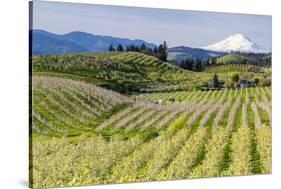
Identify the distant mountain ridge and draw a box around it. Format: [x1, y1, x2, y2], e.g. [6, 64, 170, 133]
[167, 34, 270, 63]
[31, 30, 156, 55]
[167, 46, 225, 63]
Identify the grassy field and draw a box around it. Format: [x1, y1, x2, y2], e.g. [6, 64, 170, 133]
[30, 74, 272, 188]
[216, 54, 248, 64]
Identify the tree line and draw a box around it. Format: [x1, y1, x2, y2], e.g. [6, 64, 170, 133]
[179, 59, 207, 72]
[108, 41, 168, 62]
[179, 52, 271, 72]
[179, 57, 224, 72]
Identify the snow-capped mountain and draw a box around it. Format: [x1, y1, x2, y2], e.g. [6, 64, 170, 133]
[201, 34, 270, 53]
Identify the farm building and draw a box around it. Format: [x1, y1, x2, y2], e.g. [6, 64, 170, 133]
[238, 79, 255, 88]
[207, 79, 224, 88]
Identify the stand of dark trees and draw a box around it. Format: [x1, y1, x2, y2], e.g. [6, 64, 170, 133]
[179, 52, 271, 71]
[108, 41, 168, 62]
[240, 52, 271, 67]
[179, 59, 206, 72]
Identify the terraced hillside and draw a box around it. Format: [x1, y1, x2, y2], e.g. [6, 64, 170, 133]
[216, 54, 248, 64]
[32, 52, 205, 93]
[203, 64, 271, 85]
[32, 52, 271, 96]
[204, 64, 266, 73]
[31, 76, 131, 136]
[30, 76, 272, 188]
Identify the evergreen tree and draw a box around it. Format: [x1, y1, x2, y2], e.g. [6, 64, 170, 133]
[146, 48, 153, 55]
[211, 57, 217, 65]
[193, 59, 203, 71]
[130, 44, 136, 51]
[163, 41, 167, 50]
[108, 44, 115, 51]
[140, 43, 146, 51]
[213, 73, 219, 87]
[153, 46, 158, 54]
[180, 59, 185, 69]
[135, 46, 140, 52]
[185, 59, 194, 70]
[116, 44, 124, 51]
[158, 41, 168, 62]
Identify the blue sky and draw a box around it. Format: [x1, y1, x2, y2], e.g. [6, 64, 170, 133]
[32, 1, 272, 49]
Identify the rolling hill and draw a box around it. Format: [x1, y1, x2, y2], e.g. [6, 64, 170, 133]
[31, 76, 131, 136]
[32, 52, 202, 93]
[31, 30, 156, 55]
[216, 54, 248, 64]
[213, 53, 271, 67]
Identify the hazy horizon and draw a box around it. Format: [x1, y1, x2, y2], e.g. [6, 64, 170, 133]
[32, 1, 272, 49]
